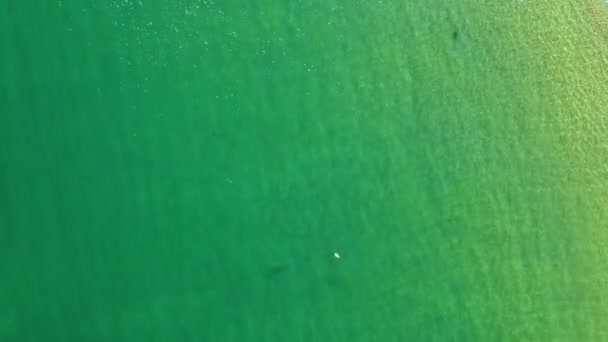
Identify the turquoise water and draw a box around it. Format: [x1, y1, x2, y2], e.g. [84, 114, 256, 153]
[2, 1, 607, 341]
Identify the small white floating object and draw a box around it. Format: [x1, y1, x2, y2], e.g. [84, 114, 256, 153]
[333, 252, 340, 259]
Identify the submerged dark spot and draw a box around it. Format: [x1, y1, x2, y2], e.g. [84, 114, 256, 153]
[452, 30, 459, 41]
[264, 264, 288, 279]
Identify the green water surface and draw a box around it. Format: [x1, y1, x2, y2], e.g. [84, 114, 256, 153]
[2, 1, 607, 341]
